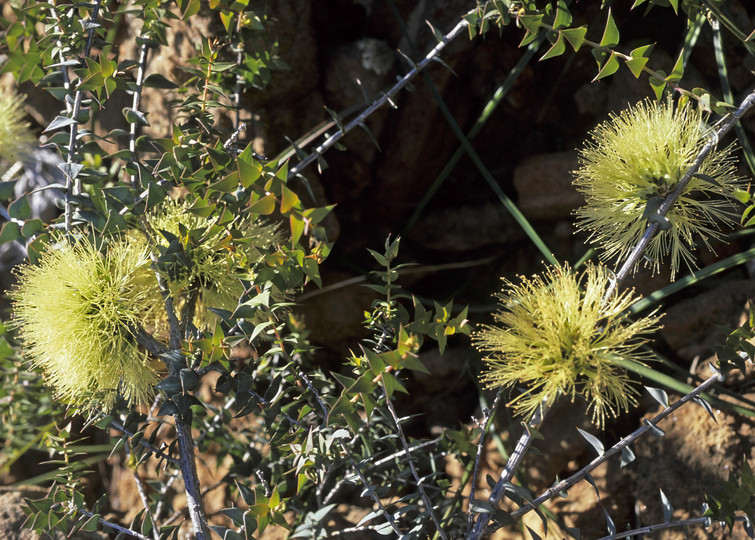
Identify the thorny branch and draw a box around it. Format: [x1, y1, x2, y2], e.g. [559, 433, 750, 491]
[511, 371, 723, 521]
[286, 10, 473, 182]
[61, 0, 102, 232]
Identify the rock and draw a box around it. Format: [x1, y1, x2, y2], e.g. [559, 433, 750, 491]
[298, 272, 379, 356]
[408, 202, 520, 252]
[400, 348, 478, 433]
[660, 281, 755, 362]
[513, 151, 584, 220]
[324, 38, 395, 112]
[318, 37, 397, 207]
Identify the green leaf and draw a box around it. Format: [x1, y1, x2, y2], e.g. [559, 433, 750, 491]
[143, 73, 177, 89]
[626, 43, 654, 77]
[8, 195, 30, 220]
[649, 71, 667, 100]
[290, 215, 305, 246]
[103, 209, 128, 233]
[519, 14, 544, 36]
[646, 386, 670, 408]
[667, 50, 684, 82]
[382, 372, 407, 399]
[599, 9, 620, 48]
[179, 0, 200, 19]
[367, 248, 388, 267]
[625, 57, 649, 78]
[647, 213, 671, 230]
[27, 233, 49, 265]
[208, 171, 239, 193]
[400, 353, 431, 375]
[540, 32, 566, 61]
[593, 52, 620, 81]
[0, 181, 16, 200]
[280, 185, 299, 213]
[519, 30, 540, 48]
[44, 115, 77, 133]
[552, 0, 572, 29]
[620, 446, 635, 467]
[425, 20, 445, 43]
[0, 222, 21, 245]
[238, 157, 261, 188]
[345, 373, 375, 395]
[643, 418, 665, 437]
[562, 26, 587, 51]
[303, 257, 321, 288]
[123, 107, 150, 126]
[145, 181, 166, 211]
[58, 162, 85, 180]
[21, 218, 44, 237]
[81, 513, 100, 532]
[734, 190, 752, 204]
[577, 428, 604, 456]
[248, 193, 276, 215]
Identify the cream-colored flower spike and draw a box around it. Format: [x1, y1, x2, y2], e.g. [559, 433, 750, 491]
[12, 238, 160, 410]
[473, 263, 662, 428]
[132, 199, 282, 331]
[573, 98, 743, 280]
[0, 89, 35, 165]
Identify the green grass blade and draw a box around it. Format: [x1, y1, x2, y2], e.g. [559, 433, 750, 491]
[412, 71, 557, 264]
[701, 0, 755, 55]
[629, 246, 755, 314]
[681, 11, 705, 67]
[611, 355, 755, 418]
[712, 24, 755, 176]
[388, 1, 556, 265]
[402, 33, 547, 234]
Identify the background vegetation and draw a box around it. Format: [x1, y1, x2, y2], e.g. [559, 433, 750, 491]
[1, 0, 755, 538]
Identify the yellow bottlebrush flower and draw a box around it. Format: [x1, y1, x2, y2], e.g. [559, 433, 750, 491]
[473, 264, 662, 428]
[11, 238, 160, 410]
[573, 98, 743, 279]
[136, 199, 281, 330]
[0, 89, 35, 164]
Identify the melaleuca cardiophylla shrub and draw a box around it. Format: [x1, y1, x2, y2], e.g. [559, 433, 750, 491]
[1, 0, 333, 535]
[10, 198, 285, 412]
[2, 0, 755, 538]
[129, 198, 284, 333]
[2, 0, 330, 412]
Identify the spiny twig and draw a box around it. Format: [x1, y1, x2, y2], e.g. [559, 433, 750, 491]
[76, 508, 150, 540]
[129, 41, 150, 185]
[61, 0, 102, 232]
[381, 380, 449, 540]
[468, 400, 549, 540]
[510, 371, 722, 521]
[595, 514, 749, 540]
[466, 389, 503, 537]
[286, 10, 473, 182]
